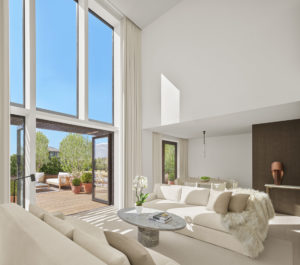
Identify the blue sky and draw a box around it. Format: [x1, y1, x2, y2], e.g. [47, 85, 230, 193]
[10, 0, 113, 154]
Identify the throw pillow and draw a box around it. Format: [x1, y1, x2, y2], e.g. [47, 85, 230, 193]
[159, 185, 182, 201]
[206, 190, 232, 214]
[29, 203, 47, 220]
[51, 211, 65, 220]
[104, 231, 155, 265]
[73, 229, 129, 265]
[182, 188, 210, 206]
[44, 213, 74, 239]
[228, 193, 250, 213]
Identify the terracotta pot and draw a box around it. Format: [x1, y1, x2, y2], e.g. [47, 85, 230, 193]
[10, 196, 17, 203]
[72, 185, 81, 194]
[83, 183, 92, 194]
[168, 180, 175, 185]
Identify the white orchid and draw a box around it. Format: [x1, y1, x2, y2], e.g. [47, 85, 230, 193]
[133, 176, 149, 206]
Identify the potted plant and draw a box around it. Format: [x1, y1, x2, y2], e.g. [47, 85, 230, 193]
[133, 176, 149, 214]
[71, 178, 81, 194]
[168, 172, 175, 185]
[10, 180, 17, 203]
[81, 172, 92, 194]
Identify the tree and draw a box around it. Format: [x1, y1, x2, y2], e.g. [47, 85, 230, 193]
[59, 134, 92, 173]
[164, 144, 176, 176]
[36, 131, 49, 171]
[10, 154, 18, 177]
[40, 156, 62, 175]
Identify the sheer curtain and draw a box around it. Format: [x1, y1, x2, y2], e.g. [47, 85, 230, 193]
[179, 138, 189, 180]
[0, 0, 10, 204]
[152, 132, 162, 186]
[122, 18, 142, 207]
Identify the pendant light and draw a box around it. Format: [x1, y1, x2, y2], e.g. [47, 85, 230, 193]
[203, 130, 206, 158]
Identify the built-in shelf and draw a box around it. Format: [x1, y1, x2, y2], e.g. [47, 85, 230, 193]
[264, 184, 300, 194]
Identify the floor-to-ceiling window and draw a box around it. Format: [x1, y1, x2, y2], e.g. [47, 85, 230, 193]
[162, 140, 178, 184]
[88, 10, 113, 124]
[9, 0, 119, 210]
[36, 0, 77, 116]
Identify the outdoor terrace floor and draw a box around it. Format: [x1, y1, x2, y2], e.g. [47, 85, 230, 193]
[36, 189, 107, 215]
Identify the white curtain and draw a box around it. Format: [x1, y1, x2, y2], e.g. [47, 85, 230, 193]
[0, 0, 10, 204]
[152, 132, 162, 186]
[122, 18, 142, 207]
[179, 138, 189, 180]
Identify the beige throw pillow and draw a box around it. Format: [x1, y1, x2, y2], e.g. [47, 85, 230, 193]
[181, 187, 210, 206]
[104, 231, 155, 265]
[206, 190, 232, 214]
[29, 204, 47, 220]
[73, 229, 129, 265]
[44, 213, 74, 239]
[228, 193, 250, 213]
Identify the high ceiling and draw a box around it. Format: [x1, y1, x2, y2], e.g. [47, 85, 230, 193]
[108, 0, 182, 28]
[148, 101, 300, 139]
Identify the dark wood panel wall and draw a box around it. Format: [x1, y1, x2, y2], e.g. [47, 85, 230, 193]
[253, 119, 300, 216]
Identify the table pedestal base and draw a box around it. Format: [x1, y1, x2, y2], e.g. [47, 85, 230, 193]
[138, 227, 159, 247]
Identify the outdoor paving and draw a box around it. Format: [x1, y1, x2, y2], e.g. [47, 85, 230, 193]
[36, 188, 107, 215]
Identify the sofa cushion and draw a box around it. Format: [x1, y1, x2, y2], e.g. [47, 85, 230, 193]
[143, 199, 192, 211]
[207, 190, 232, 214]
[29, 203, 47, 220]
[181, 186, 210, 206]
[167, 206, 227, 233]
[228, 193, 250, 213]
[65, 216, 108, 244]
[147, 249, 180, 265]
[44, 213, 74, 239]
[73, 229, 130, 265]
[154, 184, 182, 201]
[104, 231, 155, 265]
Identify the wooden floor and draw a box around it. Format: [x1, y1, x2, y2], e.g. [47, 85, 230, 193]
[36, 189, 107, 215]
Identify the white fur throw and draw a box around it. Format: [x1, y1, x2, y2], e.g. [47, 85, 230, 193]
[221, 188, 275, 258]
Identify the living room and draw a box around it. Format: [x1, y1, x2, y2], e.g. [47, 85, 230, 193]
[1, 0, 300, 265]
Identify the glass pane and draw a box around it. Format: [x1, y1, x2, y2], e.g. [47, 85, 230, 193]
[36, 0, 77, 116]
[10, 116, 25, 207]
[88, 11, 113, 124]
[163, 143, 177, 184]
[9, 0, 24, 105]
[93, 137, 109, 202]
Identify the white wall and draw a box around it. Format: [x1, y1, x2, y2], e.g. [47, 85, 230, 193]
[142, 0, 300, 129]
[188, 133, 252, 188]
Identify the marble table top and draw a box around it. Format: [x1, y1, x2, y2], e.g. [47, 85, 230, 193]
[117, 207, 186, 231]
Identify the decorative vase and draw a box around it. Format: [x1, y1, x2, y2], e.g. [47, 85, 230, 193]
[135, 205, 143, 214]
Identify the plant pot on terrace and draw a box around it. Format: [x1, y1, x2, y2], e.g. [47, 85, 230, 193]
[81, 172, 93, 194]
[71, 178, 81, 194]
[168, 173, 175, 185]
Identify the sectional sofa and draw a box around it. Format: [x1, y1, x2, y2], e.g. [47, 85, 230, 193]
[0, 203, 179, 265]
[144, 184, 252, 256]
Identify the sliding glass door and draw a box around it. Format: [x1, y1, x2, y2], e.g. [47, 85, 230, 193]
[92, 134, 113, 205]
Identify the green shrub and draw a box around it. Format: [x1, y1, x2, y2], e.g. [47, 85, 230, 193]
[168, 172, 175, 181]
[201, 176, 210, 180]
[10, 180, 17, 196]
[10, 155, 18, 177]
[81, 172, 92, 183]
[40, 157, 62, 175]
[72, 178, 81, 186]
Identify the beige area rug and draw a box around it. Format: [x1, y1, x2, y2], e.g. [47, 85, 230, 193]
[72, 207, 297, 265]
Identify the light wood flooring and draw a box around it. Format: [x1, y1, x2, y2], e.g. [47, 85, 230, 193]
[36, 189, 106, 215]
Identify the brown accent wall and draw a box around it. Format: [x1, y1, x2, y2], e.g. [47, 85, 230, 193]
[253, 119, 300, 216]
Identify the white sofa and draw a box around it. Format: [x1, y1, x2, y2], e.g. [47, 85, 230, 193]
[0, 203, 179, 265]
[144, 184, 250, 257]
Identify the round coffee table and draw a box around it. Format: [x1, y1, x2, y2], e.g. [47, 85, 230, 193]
[117, 207, 186, 247]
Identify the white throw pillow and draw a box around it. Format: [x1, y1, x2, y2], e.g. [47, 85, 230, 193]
[154, 184, 168, 199]
[159, 185, 182, 201]
[44, 213, 74, 239]
[206, 190, 232, 214]
[35, 172, 45, 183]
[73, 229, 129, 265]
[29, 204, 47, 220]
[181, 187, 210, 206]
[228, 193, 250, 213]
